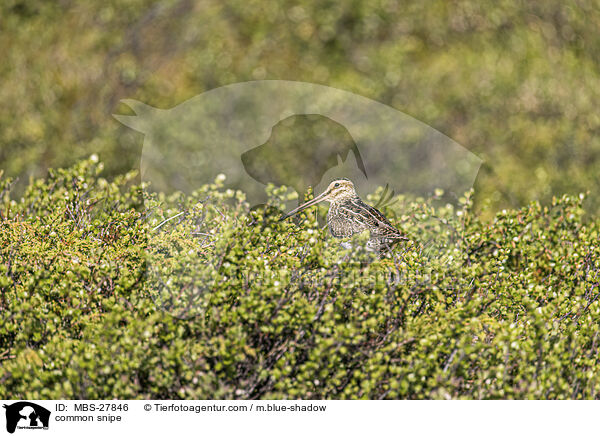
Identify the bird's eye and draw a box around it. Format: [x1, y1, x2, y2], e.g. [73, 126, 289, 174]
[334, 183, 340, 188]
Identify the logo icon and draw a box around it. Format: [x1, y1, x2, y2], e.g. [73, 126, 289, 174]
[3, 402, 50, 434]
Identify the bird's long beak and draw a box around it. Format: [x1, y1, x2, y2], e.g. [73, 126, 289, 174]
[280, 190, 330, 221]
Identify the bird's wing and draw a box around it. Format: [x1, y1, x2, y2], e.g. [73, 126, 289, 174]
[346, 198, 408, 240]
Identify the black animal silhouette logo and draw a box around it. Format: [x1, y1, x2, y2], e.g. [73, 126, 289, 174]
[3, 402, 50, 433]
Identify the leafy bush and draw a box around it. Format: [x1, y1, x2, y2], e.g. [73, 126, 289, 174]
[1, 157, 599, 399]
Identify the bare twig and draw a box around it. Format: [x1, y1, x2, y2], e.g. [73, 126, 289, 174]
[152, 211, 185, 231]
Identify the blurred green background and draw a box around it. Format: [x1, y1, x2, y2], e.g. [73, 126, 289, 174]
[1, 0, 599, 213]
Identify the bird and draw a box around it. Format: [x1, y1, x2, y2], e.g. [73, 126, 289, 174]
[280, 178, 408, 252]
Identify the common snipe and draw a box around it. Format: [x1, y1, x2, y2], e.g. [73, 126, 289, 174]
[281, 178, 408, 252]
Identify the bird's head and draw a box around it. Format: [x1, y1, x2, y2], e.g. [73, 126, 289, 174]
[321, 178, 357, 202]
[280, 178, 357, 220]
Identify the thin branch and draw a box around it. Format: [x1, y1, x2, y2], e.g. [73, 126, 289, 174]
[152, 211, 185, 231]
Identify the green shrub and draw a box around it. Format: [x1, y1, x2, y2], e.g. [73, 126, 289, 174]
[1, 157, 599, 399]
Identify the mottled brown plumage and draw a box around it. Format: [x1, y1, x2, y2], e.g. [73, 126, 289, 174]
[281, 178, 408, 251]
